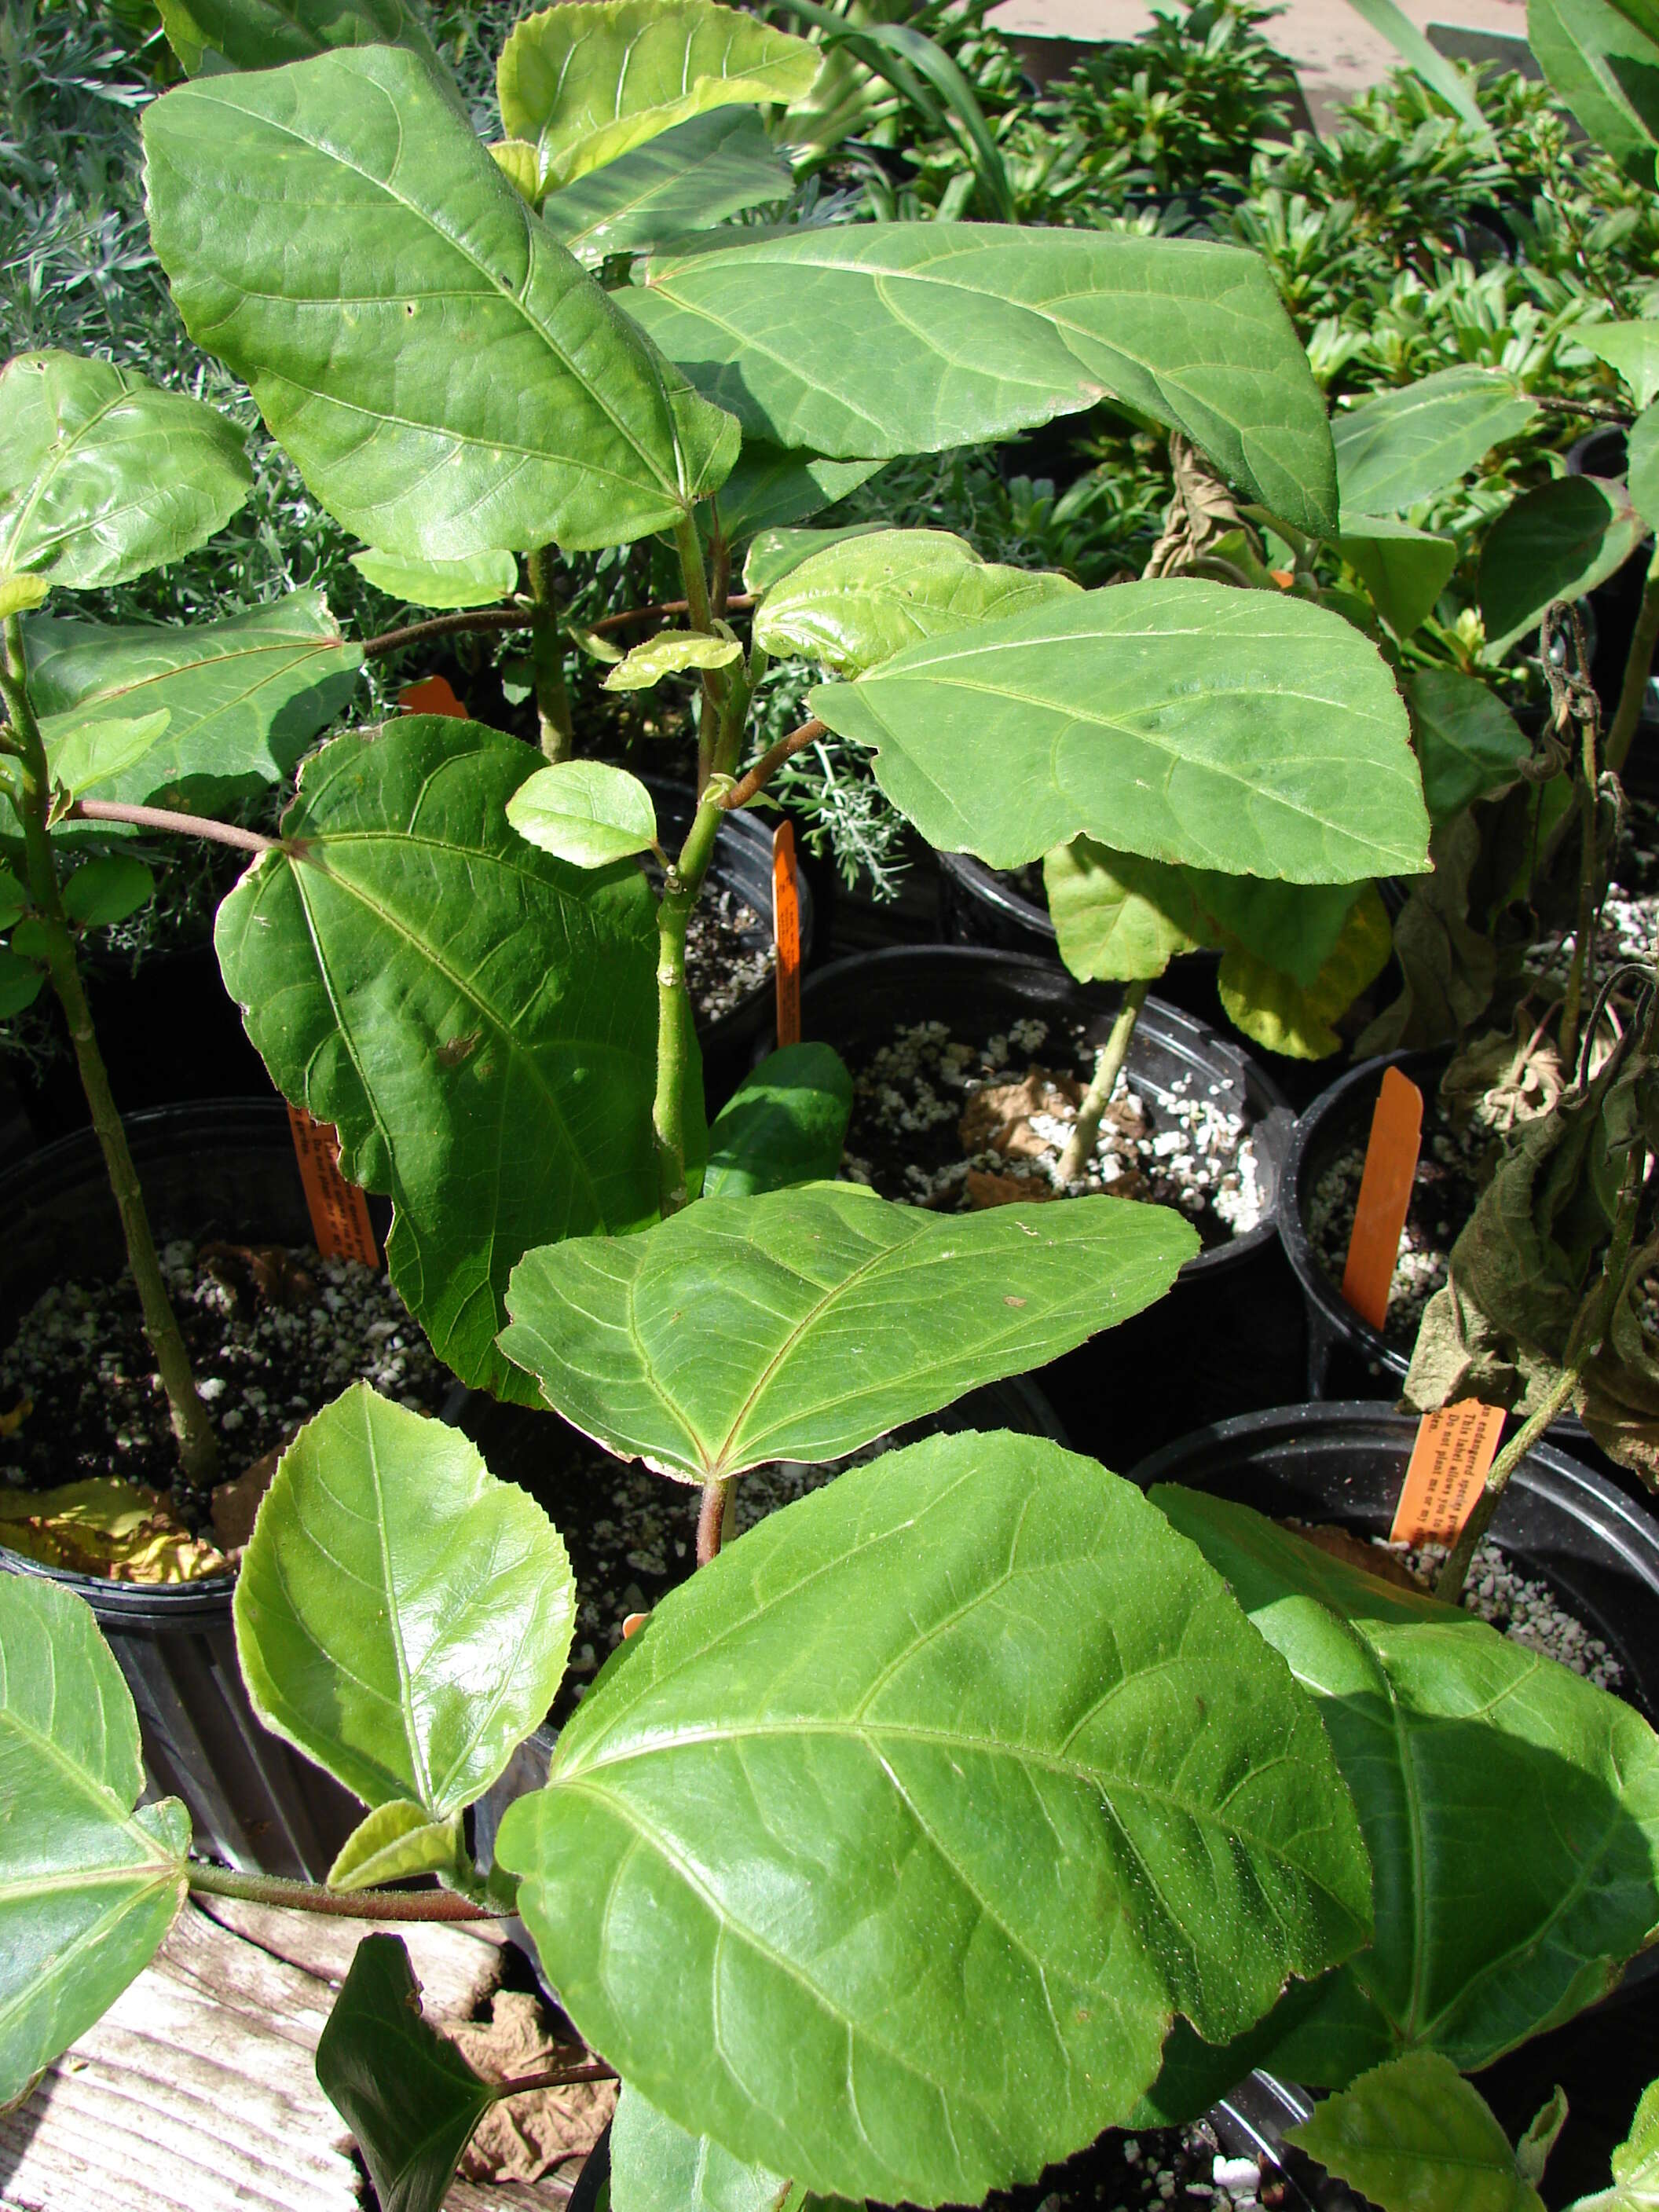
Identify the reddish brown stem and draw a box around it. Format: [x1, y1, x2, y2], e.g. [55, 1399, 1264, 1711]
[723, 718, 826, 813]
[493, 2062, 620, 2096]
[71, 800, 277, 855]
[696, 1478, 734, 1566]
[359, 607, 532, 658]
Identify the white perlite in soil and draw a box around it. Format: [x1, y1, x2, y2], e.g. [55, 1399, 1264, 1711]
[683, 887, 771, 1020]
[1021, 2121, 1285, 2210]
[0, 1239, 448, 1500]
[844, 1018, 1262, 1236]
[1378, 1535, 1624, 1690]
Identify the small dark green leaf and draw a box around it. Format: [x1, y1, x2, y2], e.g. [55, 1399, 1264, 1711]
[62, 855, 156, 928]
[0, 352, 250, 591]
[0, 868, 27, 930]
[1407, 666, 1532, 822]
[0, 947, 46, 1017]
[501, 1184, 1196, 1480]
[0, 1575, 190, 2106]
[702, 1043, 851, 1199]
[498, 1432, 1370, 2207]
[541, 110, 793, 264]
[1529, 0, 1659, 183]
[235, 1382, 576, 1815]
[709, 447, 884, 544]
[1478, 474, 1646, 654]
[316, 1934, 496, 2212]
[1335, 367, 1539, 518]
[1339, 517, 1457, 638]
[1286, 2053, 1544, 2212]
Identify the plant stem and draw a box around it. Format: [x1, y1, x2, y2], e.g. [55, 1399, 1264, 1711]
[1433, 1362, 1585, 1601]
[71, 800, 277, 855]
[724, 718, 827, 813]
[653, 784, 728, 1214]
[186, 1859, 499, 1921]
[0, 618, 218, 1495]
[1529, 394, 1634, 424]
[673, 513, 727, 793]
[697, 1477, 734, 1566]
[1605, 560, 1659, 776]
[526, 546, 574, 763]
[1560, 706, 1602, 1069]
[492, 2062, 620, 2096]
[1057, 981, 1148, 1184]
[360, 607, 532, 658]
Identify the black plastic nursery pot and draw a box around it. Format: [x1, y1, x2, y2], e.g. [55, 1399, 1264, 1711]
[0, 1101, 420, 1880]
[795, 947, 1305, 1464]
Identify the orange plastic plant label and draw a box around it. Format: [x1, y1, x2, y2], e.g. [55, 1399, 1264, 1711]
[287, 1106, 379, 1269]
[399, 674, 469, 719]
[1341, 1066, 1425, 1331]
[774, 819, 801, 1048]
[1390, 1400, 1507, 1546]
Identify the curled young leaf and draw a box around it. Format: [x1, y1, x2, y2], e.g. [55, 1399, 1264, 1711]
[507, 761, 659, 868]
[603, 629, 743, 690]
[327, 1802, 466, 1893]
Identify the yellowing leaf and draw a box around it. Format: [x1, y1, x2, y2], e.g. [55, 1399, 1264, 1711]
[0, 1478, 227, 1581]
[1218, 884, 1392, 1058]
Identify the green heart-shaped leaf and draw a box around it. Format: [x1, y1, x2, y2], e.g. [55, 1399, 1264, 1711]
[811, 579, 1428, 881]
[1529, 0, 1659, 183]
[1335, 367, 1539, 518]
[507, 760, 659, 867]
[1149, 1489, 1659, 2086]
[1286, 2053, 1545, 2212]
[1406, 666, 1531, 824]
[497, 1431, 1371, 2206]
[0, 352, 251, 592]
[1339, 516, 1457, 639]
[327, 1802, 466, 1892]
[702, 1043, 851, 1199]
[0, 1575, 189, 2106]
[626, 223, 1337, 533]
[752, 527, 1081, 677]
[215, 716, 666, 1397]
[499, 0, 820, 192]
[1479, 474, 1647, 654]
[350, 548, 518, 611]
[235, 1383, 576, 1815]
[27, 593, 361, 815]
[143, 46, 737, 560]
[540, 109, 793, 265]
[502, 1183, 1196, 1481]
[316, 1933, 496, 2212]
[156, 0, 446, 76]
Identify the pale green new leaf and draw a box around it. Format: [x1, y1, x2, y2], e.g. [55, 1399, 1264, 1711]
[742, 524, 884, 594]
[1529, 0, 1659, 183]
[0, 352, 250, 591]
[540, 110, 793, 263]
[753, 528, 1081, 677]
[1286, 2053, 1544, 2212]
[1479, 474, 1647, 654]
[497, 1433, 1371, 2207]
[1335, 367, 1539, 518]
[27, 592, 361, 813]
[811, 578, 1428, 881]
[1573, 2078, 1659, 2210]
[1580, 319, 1659, 407]
[0, 1576, 189, 2107]
[1150, 1490, 1659, 2084]
[45, 712, 172, 808]
[625, 223, 1338, 534]
[604, 628, 742, 690]
[1339, 516, 1457, 638]
[235, 1384, 575, 1815]
[316, 1934, 496, 2212]
[214, 717, 665, 1397]
[350, 548, 518, 610]
[1218, 884, 1393, 1058]
[0, 574, 46, 620]
[500, 1183, 1196, 1480]
[1629, 399, 1659, 531]
[155, 0, 445, 76]
[143, 46, 737, 560]
[1407, 665, 1532, 823]
[499, 0, 820, 193]
[507, 760, 659, 866]
[327, 1803, 465, 1892]
[702, 1042, 851, 1199]
[612, 2082, 795, 2212]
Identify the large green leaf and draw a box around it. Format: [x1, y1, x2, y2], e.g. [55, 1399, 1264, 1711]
[156, 0, 445, 76]
[316, 1934, 496, 2212]
[498, 1432, 1371, 2207]
[500, 1184, 1196, 1480]
[0, 352, 250, 591]
[498, 0, 820, 194]
[235, 1383, 575, 1815]
[1529, 0, 1659, 183]
[540, 110, 793, 264]
[752, 528, 1081, 677]
[1580, 319, 1659, 407]
[1335, 367, 1540, 518]
[350, 548, 518, 610]
[143, 46, 738, 561]
[1478, 474, 1647, 654]
[24, 592, 361, 814]
[1149, 1489, 1659, 2086]
[612, 2082, 794, 2212]
[214, 716, 665, 1398]
[1339, 516, 1457, 639]
[0, 1575, 189, 2107]
[1406, 665, 1532, 823]
[702, 1043, 851, 1199]
[1286, 2053, 1546, 2212]
[624, 224, 1339, 535]
[811, 578, 1429, 881]
[1574, 2078, 1659, 2210]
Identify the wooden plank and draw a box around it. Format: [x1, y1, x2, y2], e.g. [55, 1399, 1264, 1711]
[193, 1892, 505, 2021]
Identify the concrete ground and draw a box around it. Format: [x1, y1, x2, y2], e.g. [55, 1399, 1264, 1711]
[985, 0, 1533, 128]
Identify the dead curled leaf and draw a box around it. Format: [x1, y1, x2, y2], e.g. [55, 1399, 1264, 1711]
[0, 1476, 227, 1581]
[451, 1990, 616, 2185]
[965, 1169, 1058, 1210]
[200, 1241, 316, 1311]
[958, 1070, 1081, 1160]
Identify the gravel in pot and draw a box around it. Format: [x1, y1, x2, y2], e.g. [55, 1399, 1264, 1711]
[0, 1101, 460, 1877]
